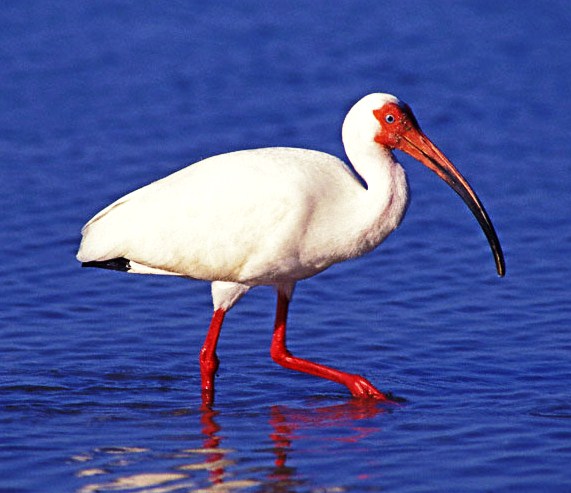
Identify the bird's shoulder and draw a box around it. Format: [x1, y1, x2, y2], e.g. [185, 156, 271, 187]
[196, 147, 349, 174]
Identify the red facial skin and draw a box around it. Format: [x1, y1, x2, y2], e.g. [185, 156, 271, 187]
[373, 102, 420, 149]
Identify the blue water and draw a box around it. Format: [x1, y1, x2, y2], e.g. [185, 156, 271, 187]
[2, 1, 571, 491]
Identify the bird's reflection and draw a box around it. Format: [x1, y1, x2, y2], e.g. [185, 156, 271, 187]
[267, 400, 384, 491]
[199, 405, 225, 484]
[74, 400, 387, 492]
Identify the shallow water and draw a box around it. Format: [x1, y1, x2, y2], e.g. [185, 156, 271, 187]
[1, 1, 571, 491]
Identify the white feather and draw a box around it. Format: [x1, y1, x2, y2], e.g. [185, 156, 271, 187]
[77, 94, 409, 306]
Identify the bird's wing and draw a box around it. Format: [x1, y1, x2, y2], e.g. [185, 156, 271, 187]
[77, 148, 359, 283]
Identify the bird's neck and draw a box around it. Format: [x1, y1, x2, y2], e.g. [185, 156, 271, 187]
[341, 115, 404, 197]
[345, 141, 394, 193]
[344, 142, 409, 254]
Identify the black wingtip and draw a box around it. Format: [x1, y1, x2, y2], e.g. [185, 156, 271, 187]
[81, 257, 131, 272]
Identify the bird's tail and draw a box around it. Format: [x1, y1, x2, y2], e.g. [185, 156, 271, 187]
[81, 257, 131, 272]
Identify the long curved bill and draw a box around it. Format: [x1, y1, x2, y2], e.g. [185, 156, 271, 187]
[397, 128, 505, 277]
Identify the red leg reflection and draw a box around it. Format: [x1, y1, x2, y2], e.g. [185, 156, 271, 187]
[200, 309, 226, 407]
[269, 406, 295, 483]
[268, 401, 384, 486]
[200, 406, 224, 485]
[270, 291, 392, 401]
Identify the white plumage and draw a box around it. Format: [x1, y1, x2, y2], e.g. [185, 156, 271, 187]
[77, 93, 503, 403]
[78, 94, 408, 309]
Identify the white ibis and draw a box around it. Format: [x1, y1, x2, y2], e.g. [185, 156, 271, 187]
[77, 93, 505, 405]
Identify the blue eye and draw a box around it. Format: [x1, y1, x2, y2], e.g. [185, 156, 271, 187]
[385, 114, 395, 124]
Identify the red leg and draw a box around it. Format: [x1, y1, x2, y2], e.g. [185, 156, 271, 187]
[270, 291, 391, 401]
[200, 309, 226, 407]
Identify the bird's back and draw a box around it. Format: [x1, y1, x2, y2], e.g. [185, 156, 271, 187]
[77, 147, 364, 284]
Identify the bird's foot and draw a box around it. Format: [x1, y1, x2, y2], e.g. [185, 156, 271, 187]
[346, 374, 405, 404]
